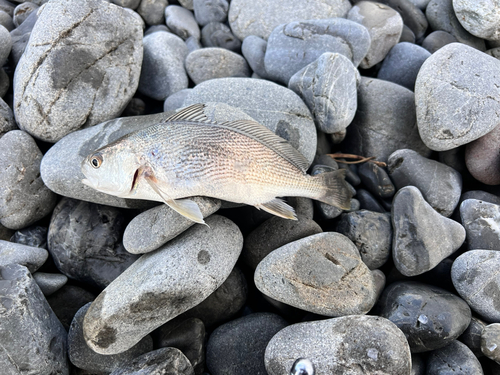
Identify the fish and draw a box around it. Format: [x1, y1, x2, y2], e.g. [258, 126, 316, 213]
[81, 103, 352, 224]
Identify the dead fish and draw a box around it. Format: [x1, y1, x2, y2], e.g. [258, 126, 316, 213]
[81, 104, 352, 224]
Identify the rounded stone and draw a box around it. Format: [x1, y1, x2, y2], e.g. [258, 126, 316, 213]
[426, 340, 483, 374]
[201, 22, 241, 52]
[33, 272, 67, 296]
[375, 0, 428, 39]
[193, 0, 228, 26]
[0, 24, 11, 66]
[241, 35, 268, 78]
[0, 239, 48, 273]
[165, 5, 199, 40]
[0, 9, 13, 31]
[459, 316, 487, 357]
[111, 0, 141, 8]
[421, 30, 457, 53]
[357, 162, 395, 199]
[9, 10, 37, 66]
[164, 89, 192, 112]
[0, 68, 10, 99]
[0, 97, 16, 137]
[13, 2, 38, 27]
[453, 0, 500, 41]
[460, 199, 500, 250]
[481, 323, 500, 362]
[10, 224, 47, 249]
[465, 124, 500, 185]
[137, 0, 168, 25]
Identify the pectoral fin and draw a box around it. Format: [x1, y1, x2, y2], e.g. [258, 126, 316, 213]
[256, 198, 297, 220]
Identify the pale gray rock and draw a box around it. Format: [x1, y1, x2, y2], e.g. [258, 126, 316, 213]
[408, 0, 431, 9]
[185, 47, 250, 85]
[178, 0, 193, 10]
[123, 196, 221, 254]
[165, 5, 200, 40]
[460, 199, 500, 250]
[421, 30, 457, 53]
[0, 24, 11, 66]
[13, 2, 38, 27]
[415, 43, 500, 151]
[193, 0, 228, 26]
[481, 323, 500, 362]
[200, 22, 241, 52]
[254, 232, 377, 316]
[373, 0, 428, 40]
[400, 24, 415, 43]
[0, 96, 16, 137]
[138, 31, 189, 101]
[0, 239, 48, 273]
[241, 35, 268, 78]
[14, 0, 144, 143]
[347, 1, 403, 69]
[183, 77, 317, 165]
[83, 215, 243, 355]
[264, 18, 370, 84]
[137, 0, 168, 26]
[0, 130, 57, 230]
[33, 272, 67, 296]
[0, 264, 69, 375]
[426, 340, 483, 374]
[163, 89, 192, 112]
[0, 1, 15, 17]
[265, 315, 411, 375]
[453, 0, 500, 41]
[0, 9, 12, 31]
[288, 52, 358, 134]
[185, 35, 202, 52]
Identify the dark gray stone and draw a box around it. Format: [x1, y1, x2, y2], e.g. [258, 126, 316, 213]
[164, 5, 200, 40]
[460, 191, 500, 207]
[0, 67, 9, 98]
[164, 89, 192, 112]
[356, 189, 386, 213]
[460, 199, 500, 250]
[0, 223, 13, 241]
[0, 23, 11, 66]
[241, 35, 268, 78]
[453, 0, 500, 41]
[408, 0, 431, 9]
[137, 0, 168, 26]
[426, 340, 483, 374]
[121, 97, 146, 117]
[0, 239, 48, 273]
[0, 9, 13, 31]
[399, 24, 415, 43]
[465, 123, 500, 185]
[201, 22, 241, 52]
[47, 285, 96, 331]
[9, 9, 37, 66]
[376, 281, 471, 352]
[0, 264, 69, 375]
[459, 316, 487, 357]
[193, 0, 228, 26]
[10, 225, 47, 248]
[0, 97, 17, 137]
[411, 354, 425, 375]
[12, 2, 38, 27]
[369, 0, 428, 39]
[14, 0, 143, 142]
[481, 323, 500, 362]
[421, 30, 457, 53]
[33, 272, 67, 296]
[358, 162, 395, 199]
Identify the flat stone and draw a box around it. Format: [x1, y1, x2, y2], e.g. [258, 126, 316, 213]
[459, 316, 487, 357]
[357, 162, 395, 199]
[164, 5, 200, 40]
[421, 30, 457, 53]
[33, 272, 67, 296]
[241, 35, 268, 78]
[0, 130, 57, 230]
[83, 215, 243, 355]
[255, 232, 377, 316]
[13, 0, 143, 142]
[388, 149, 462, 217]
[453, 0, 500, 41]
[288, 52, 358, 134]
[460, 199, 500, 250]
[193, 0, 228, 26]
[200, 22, 241, 52]
[183, 77, 317, 165]
[391, 186, 466, 277]
[265, 315, 411, 374]
[481, 323, 500, 362]
[465, 124, 500, 185]
[0, 239, 48, 273]
[426, 340, 484, 374]
[347, 1, 403, 69]
[123, 196, 221, 254]
[137, 0, 168, 26]
[228, 0, 352, 41]
[47, 285, 96, 331]
[376, 281, 471, 352]
[452, 250, 500, 322]
[0, 264, 69, 374]
[264, 18, 370, 84]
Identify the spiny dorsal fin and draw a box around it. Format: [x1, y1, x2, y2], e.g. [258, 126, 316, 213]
[164, 103, 211, 123]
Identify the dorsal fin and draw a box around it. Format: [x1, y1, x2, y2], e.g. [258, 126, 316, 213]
[163, 103, 211, 123]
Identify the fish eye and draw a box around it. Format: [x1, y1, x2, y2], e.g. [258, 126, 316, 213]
[90, 153, 103, 169]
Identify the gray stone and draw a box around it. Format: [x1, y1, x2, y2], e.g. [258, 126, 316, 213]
[178, 0, 193, 10]
[138, 31, 188, 101]
[241, 35, 268, 78]
[207, 313, 288, 375]
[9, 9, 37, 66]
[347, 2, 403, 69]
[185, 35, 202, 52]
[83, 215, 243, 355]
[482, 323, 500, 362]
[0, 67, 9, 98]
[46, 285, 96, 331]
[0, 223, 14, 241]
[264, 18, 370, 84]
[48, 198, 138, 289]
[391, 186, 466, 277]
[164, 5, 200, 40]
[336, 210, 392, 270]
[0, 239, 48, 273]
[460, 199, 500, 250]
[201, 22, 241, 52]
[357, 162, 395, 199]
[254, 232, 377, 316]
[183, 77, 317, 165]
[164, 89, 192, 112]
[144, 24, 170, 36]
[69, 303, 154, 374]
[13, 0, 143, 143]
[10, 225, 47, 249]
[465, 123, 500, 185]
[185, 47, 250, 85]
[0, 96, 16, 137]
[0, 264, 69, 375]
[453, 0, 500, 41]
[459, 316, 487, 357]
[400, 24, 415, 43]
[421, 30, 457, 53]
[0, 24, 11, 66]
[487, 47, 500, 60]
[121, 97, 146, 117]
[265, 315, 411, 374]
[111, 0, 141, 9]
[123, 196, 221, 254]
[0, 1, 14, 17]
[12, 2, 38, 27]
[288, 52, 358, 134]
[0, 9, 13, 31]
[408, 0, 431, 9]
[387, 149, 462, 217]
[228, 0, 352, 41]
[372, 269, 386, 301]
[33, 272, 67, 296]
[193, 0, 228, 26]
[452, 250, 500, 322]
[0, 130, 57, 230]
[415, 43, 500, 151]
[137, 0, 168, 26]
[426, 0, 485, 50]
[343, 78, 431, 163]
[40, 111, 173, 208]
[426, 340, 483, 374]
[377, 42, 430, 90]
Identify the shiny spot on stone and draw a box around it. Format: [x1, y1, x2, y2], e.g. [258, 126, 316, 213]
[290, 358, 315, 375]
[418, 314, 428, 324]
[197, 250, 210, 265]
[488, 343, 498, 352]
[367, 348, 378, 360]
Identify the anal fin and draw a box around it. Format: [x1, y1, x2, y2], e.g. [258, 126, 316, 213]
[256, 198, 297, 220]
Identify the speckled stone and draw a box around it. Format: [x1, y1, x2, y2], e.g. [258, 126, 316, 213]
[426, 340, 483, 374]
[453, 0, 500, 41]
[375, 0, 428, 39]
[193, 0, 228, 26]
[200, 22, 241, 52]
[0, 239, 48, 273]
[137, 0, 168, 26]
[460, 199, 500, 250]
[481, 323, 500, 362]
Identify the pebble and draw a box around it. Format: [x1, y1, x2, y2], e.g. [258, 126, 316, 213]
[408, 0, 431, 10]
[111, 0, 141, 9]
[358, 162, 395, 199]
[0, 223, 14, 241]
[347, 1, 403, 69]
[0, 130, 57, 230]
[264, 18, 370, 84]
[10, 225, 47, 248]
[377, 42, 431, 90]
[46, 285, 96, 331]
[138, 31, 189, 101]
[265, 315, 411, 374]
[453, 0, 500, 41]
[421, 30, 457, 53]
[336, 210, 392, 270]
[110, 347, 195, 375]
[68, 303, 153, 373]
[459, 316, 486, 357]
[12, 2, 38, 27]
[377, 0, 428, 39]
[376, 281, 471, 352]
[0, 96, 17, 137]
[185, 47, 250, 84]
[227, 0, 352, 41]
[426, 340, 484, 374]
[206, 313, 288, 375]
[399, 24, 415, 43]
[164, 5, 200, 40]
[465, 124, 500, 185]
[241, 35, 269, 79]
[193, 0, 228, 26]
[201, 22, 241, 52]
[388, 149, 462, 217]
[0, 24, 11, 66]
[137, 0, 168, 26]
[452, 250, 500, 322]
[47, 198, 139, 288]
[0, 264, 69, 374]
[288, 52, 359, 134]
[0, 239, 48, 273]
[254, 232, 378, 316]
[391, 186, 466, 276]
[164, 89, 192, 112]
[183, 78, 317, 165]
[178, 0, 193, 10]
[481, 323, 500, 362]
[343, 78, 431, 163]
[356, 189, 386, 213]
[0, 9, 13, 31]
[185, 36, 202, 52]
[33, 272, 67, 296]
[460, 199, 500, 250]
[8, 9, 37, 66]
[83, 215, 243, 355]
[14, 0, 143, 143]
[0, 67, 9, 98]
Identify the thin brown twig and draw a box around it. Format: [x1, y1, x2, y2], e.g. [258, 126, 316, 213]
[327, 153, 387, 168]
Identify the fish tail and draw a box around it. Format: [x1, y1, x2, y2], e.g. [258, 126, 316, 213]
[312, 169, 352, 210]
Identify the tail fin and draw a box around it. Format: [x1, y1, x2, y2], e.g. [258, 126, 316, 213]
[313, 169, 353, 210]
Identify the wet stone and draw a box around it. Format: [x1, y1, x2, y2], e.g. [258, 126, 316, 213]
[47, 285, 96, 331]
[193, 0, 228, 26]
[459, 316, 487, 357]
[376, 281, 471, 352]
[33, 272, 68, 296]
[201, 22, 241, 52]
[421, 30, 457, 53]
[0, 239, 48, 273]
[10, 225, 47, 248]
[426, 340, 484, 374]
[137, 0, 168, 26]
[164, 5, 200, 41]
[460, 199, 500, 250]
[465, 123, 500, 185]
[358, 162, 395, 199]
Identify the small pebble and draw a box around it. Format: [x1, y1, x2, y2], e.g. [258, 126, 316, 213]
[111, 0, 141, 9]
[356, 189, 386, 213]
[164, 89, 192, 112]
[358, 162, 395, 199]
[47, 285, 96, 331]
[201, 22, 241, 52]
[12, 2, 38, 27]
[0, 68, 9, 98]
[165, 5, 200, 40]
[137, 0, 168, 25]
[11, 225, 47, 248]
[421, 30, 457, 53]
[9, 10, 37, 66]
[0, 9, 13, 31]
[460, 199, 500, 250]
[193, 0, 228, 26]
[0, 24, 11, 66]
[241, 35, 268, 78]
[0, 239, 48, 273]
[426, 340, 484, 374]
[399, 25, 416, 43]
[0, 97, 17, 137]
[453, 0, 500, 41]
[375, 0, 428, 40]
[185, 35, 202, 52]
[459, 316, 487, 357]
[32, 272, 67, 296]
[482, 323, 500, 362]
[465, 123, 500, 185]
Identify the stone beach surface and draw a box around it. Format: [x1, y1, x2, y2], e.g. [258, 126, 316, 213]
[3, 0, 500, 373]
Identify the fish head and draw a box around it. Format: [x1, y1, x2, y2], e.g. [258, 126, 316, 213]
[81, 142, 141, 198]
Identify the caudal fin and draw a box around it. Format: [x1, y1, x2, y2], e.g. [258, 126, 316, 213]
[313, 169, 353, 210]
